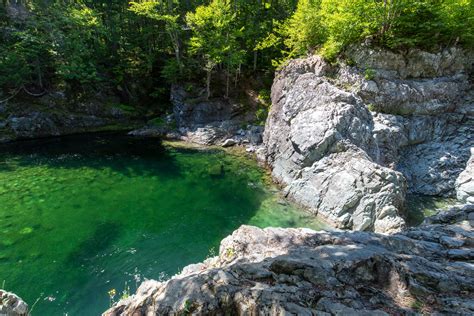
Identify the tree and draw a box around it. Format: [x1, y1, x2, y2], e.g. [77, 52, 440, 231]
[129, 1, 182, 74]
[186, 0, 244, 99]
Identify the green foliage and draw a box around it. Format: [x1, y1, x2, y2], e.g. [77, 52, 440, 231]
[148, 117, 166, 127]
[114, 103, 136, 113]
[257, 89, 271, 107]
[367, 103, 379, 112]
[186, 0, 246, 98]
[282, 0, 324, 58]
[364, 68, 376, 80]
[268, 0, 473, 62]
[0, 0, 471, 102]
[255, 107, 268, 125]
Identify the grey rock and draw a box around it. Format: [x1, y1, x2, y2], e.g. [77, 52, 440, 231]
[264, 54, 406, 233]
[104, 207, 474, 316]
[222, 138, 237, 147]
[456, 148, 474, 204]
[0, 290, 28, 316]
[263, 47, 473, 232]
[170, 85, 256, 146]
[346, 45, 470, 79]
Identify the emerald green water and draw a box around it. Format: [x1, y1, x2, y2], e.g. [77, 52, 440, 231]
[405, 194, 458, 226]
[0, 133, 326, 315]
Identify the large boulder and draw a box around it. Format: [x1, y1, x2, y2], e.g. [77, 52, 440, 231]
[264, 55, 406, 233]
[104, 206, 474, 316]
[284, 149, 406, 233]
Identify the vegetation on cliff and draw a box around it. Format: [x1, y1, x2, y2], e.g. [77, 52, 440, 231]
[269, 0, 473, 61]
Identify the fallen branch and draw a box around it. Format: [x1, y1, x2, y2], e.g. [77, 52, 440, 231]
[0, 85, 47, 104]
[22, 85, 47, 97]
[0, 87, 22, 104]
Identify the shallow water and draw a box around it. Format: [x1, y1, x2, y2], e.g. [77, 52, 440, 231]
[405, 194, 458, 226]
[0, 133, 326, 315]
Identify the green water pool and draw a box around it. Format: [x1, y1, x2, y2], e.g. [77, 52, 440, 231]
[0, 133, 327, 315]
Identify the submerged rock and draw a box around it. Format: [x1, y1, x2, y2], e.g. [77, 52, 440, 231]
[0, 290, 28, 316]
[104, 206, 474, 316]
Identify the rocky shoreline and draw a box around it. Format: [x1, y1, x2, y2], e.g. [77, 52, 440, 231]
[104, 205, 473, 315]
[0, 93, 144, 143]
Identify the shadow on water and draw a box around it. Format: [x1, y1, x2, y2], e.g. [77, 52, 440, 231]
[0, 132, 183, 178]
[66, 221, 122, 267]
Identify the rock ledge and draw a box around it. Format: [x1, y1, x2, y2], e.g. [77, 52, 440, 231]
[104, 205, 473, 316]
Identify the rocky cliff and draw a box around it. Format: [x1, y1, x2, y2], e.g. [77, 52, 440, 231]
[263, 47, 473, 233]
[0, 93, 143, 143]
[104, 205, 474, 316]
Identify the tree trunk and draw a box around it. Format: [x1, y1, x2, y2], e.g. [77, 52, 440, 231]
[36, 57, 43, 89]
[225, 69, 230, 99]
[253, 51, 257, 72]
[206, 69, 211, 100]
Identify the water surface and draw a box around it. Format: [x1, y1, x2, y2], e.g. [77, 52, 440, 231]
[0, 133, 326, 315]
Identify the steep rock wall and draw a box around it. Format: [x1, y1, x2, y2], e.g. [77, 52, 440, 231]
[263, 47, 473, 233]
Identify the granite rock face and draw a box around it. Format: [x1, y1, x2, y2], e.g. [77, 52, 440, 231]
[0, 290, 28, 316]
[350, 46, 474, 196]
[170, 85, 263, 147]
[263, 47, 473, 232]
[264, 55, 407, 233]
[104, 205, 474, 316]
